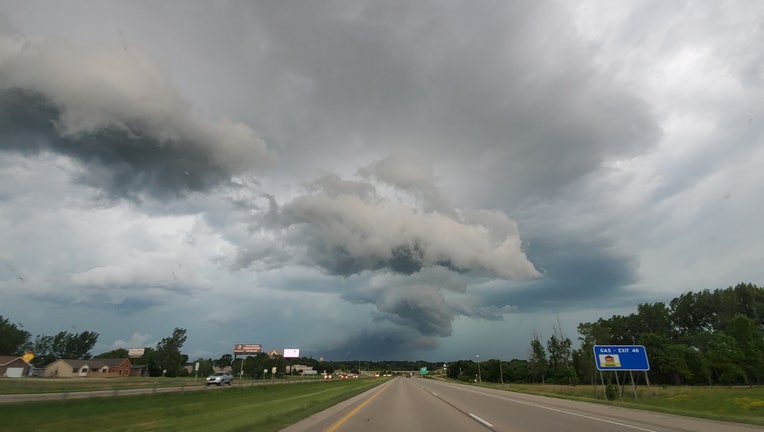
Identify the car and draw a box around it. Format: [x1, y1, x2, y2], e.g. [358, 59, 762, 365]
[206, 371, 233, 386]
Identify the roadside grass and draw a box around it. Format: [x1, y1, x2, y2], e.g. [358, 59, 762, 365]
[481, 382, 764, 426]
[0, 377, 387, 432]
[0, 376, 327, 394]
[0, 377, 201, 394]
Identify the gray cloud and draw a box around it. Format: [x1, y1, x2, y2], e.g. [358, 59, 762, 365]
[321, 327, 440, 361]
[0, 35, 274, 200]
[266, 164, 539, 279]
[358, 154, 453, 215]
[341, 268, 507, 338]
[1, 1, 761, 362]
[230, 159, 539, 339]
[342, 269, 465, 337]
[483, 234, 641, 312]
[227, 1, 661, 207]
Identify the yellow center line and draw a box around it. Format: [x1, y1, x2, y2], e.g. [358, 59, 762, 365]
[325, 381, 391, 432]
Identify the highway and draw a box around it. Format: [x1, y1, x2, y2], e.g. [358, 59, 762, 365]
[281, 377, 762, 432]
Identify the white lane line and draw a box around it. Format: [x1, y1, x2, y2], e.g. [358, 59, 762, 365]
[417, 382, 494, 430]
[469, 413, 495, 428]
[477, 391, 658, 432]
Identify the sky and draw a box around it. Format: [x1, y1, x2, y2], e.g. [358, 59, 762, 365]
[1, 1, 762, 363]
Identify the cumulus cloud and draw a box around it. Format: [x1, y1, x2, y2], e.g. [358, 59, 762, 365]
[229, 158, 539, 340]
[259, 160, 540, 279]
[0, 33, 274, 200]
[358, 153, 453, 214]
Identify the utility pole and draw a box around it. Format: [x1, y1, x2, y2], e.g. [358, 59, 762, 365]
[476, 355, 481, 383]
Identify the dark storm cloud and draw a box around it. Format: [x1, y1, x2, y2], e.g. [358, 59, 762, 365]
[0, 35, 273, 200]
[1, 89, 237, 199]
[484, 235, 640, 312]
[341, 268, 504, 338]
[342, 270, 464, 337]
[238, 0, 661, 204]
[7, 0, 757, 363]
[320, 327, 439, 361]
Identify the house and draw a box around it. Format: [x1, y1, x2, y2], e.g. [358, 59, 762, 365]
[130, 364, 149, 377]
[0, 356, 28, 378]
[43, 358, 133, 378]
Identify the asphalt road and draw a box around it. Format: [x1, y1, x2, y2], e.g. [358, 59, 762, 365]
[281, 377, 763, 432]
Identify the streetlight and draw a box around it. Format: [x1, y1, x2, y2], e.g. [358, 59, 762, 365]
[476, 355, 481, 383]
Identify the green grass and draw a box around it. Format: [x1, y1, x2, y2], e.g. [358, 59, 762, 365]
[0, 378, 388, 431]
[475, 382, 764, 426]
[0, 376, 326, 394]
[0, 377, 202, 394]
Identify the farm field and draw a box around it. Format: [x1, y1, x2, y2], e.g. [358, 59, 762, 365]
[0, 377, 388, 431]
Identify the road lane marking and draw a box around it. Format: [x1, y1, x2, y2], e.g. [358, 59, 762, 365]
[469, 413, 495, 428]
[325, 382, 391, 432]
[415, 382, 495, 430]
[474, 390, 659, 432]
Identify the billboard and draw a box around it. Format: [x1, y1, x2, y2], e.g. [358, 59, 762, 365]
[128, 348, 145, 358]
[233, 344, 262, 354]
[283, 348, 300, 358]
[593, 345, 650, 371]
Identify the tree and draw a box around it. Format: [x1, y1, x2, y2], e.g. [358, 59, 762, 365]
[546, 320, 573, 383]
[528, 330, 547, 384]
[573, 324, 597, 385]
[0, 316, 30, 355]
[504, 359, 530, 383]
[640, 333, 693, 385]
[150, 328, 187, 377]
[706, 332, 746, 384]
[95, 348, 129, 359]
[193, 358, 214, 377]
[29, 335, 54, 366]
[214, 353, 233, 369]
[447, 359, 476, 382]
[724, 314, 764, 384]
[28, 330, 98, 366]
[52, 331, 99, 359]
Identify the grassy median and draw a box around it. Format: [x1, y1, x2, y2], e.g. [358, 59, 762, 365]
[0, 378, 387, 432]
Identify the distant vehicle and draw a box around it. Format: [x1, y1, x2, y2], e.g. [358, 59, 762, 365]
[206, 371, 233, 386]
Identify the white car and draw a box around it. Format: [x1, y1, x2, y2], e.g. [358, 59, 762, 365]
[206, 371, 233, 386]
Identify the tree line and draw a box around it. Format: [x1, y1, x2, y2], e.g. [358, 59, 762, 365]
[3, 282, 762, 384]
[0, 321, 192, 378]
[446, 282, 763, 386]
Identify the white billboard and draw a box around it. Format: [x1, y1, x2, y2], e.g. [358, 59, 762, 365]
[128, 348, 145, 358]
[283, 348, 300, 358]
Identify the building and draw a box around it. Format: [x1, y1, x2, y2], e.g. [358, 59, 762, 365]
[290, 364, 316, 375]
[0, 356, 28, 378]
[43, 358, 133, 378]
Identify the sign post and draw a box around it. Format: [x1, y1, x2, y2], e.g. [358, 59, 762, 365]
[593, 345, 650, 400]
